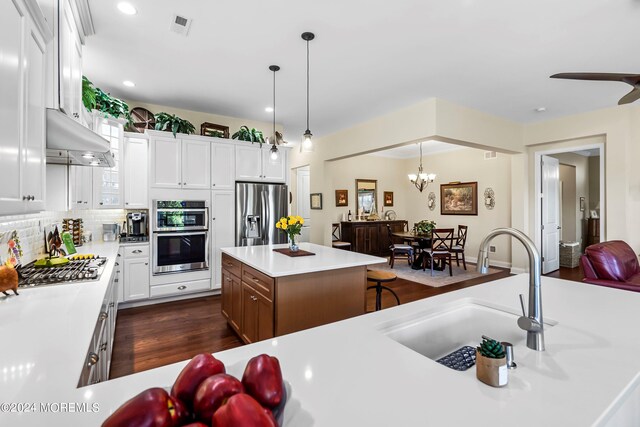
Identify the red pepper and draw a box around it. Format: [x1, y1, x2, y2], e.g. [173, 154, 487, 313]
[212, 393, 278, 427]
[102, 387, 188, 427]
[241, 354, 284, 409]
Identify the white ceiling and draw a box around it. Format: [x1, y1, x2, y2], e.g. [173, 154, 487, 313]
[368, 140, 465, 159]
[84, 0, 640, 142]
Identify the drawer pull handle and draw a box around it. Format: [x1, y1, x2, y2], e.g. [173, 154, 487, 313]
[250, 295, 257, 301]
[178, 285, 187, 290]
[252, 278, 260, 283]
[99, 311, 108, 320]
[132, 250, 142, 254]
[225, 262, 233, 267]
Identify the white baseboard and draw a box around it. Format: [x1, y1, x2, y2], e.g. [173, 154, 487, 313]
[465, 256, 512, 270]
[510, 267, 527, 275]
[118, 289, 221, 310]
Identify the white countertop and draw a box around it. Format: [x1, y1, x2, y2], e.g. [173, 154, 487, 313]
[221, 243, 387, 277]
[2, 268, 640, 426]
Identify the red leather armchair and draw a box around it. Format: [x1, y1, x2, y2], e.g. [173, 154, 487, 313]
[580, 240, 640, 292]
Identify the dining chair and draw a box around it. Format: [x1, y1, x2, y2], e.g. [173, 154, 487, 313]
[422, 228, 454, 276]
[450, 225, 468, 270]
[331, 223, 351, 250]
[402, 220, 421, 254]
[386, 224, 413, 268]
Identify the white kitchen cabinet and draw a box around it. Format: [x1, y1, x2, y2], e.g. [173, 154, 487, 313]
[0, 0, 49, 215]
[211, 190, 235, 289]
[69, 165, 93, 209]
[58, 0, 82, 122]
[93, 116, 124, 209]
[123, 134, 148, 209]
[123, 256, 150, 301]
[149, 133, 213, 190]
[150, 136, 182, 189]
[235, 144, 286, 183]
[261, 146, 287, 182]
[23, 23, 47, 210]
[182, 139, 211, 189]
[211, 141, 235, 190]
[116, 248, 124, 303]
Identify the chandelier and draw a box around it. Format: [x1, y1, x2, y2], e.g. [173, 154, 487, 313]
[408, 141, 436, 192]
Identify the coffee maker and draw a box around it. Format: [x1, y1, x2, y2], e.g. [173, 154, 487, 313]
[126, 212, 148, 237]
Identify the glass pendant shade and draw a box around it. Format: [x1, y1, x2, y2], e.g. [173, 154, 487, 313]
[269, 144, 279, 161]
[301, 130, 314, 152]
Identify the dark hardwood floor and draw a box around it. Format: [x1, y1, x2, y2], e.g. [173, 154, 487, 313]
[544, 265, 584, 282]
[110, 265, 510, 379]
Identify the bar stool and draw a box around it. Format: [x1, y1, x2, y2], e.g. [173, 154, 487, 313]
[366, 270, 400, 311]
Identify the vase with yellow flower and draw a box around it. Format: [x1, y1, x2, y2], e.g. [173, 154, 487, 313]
[276, 215, 304, 252]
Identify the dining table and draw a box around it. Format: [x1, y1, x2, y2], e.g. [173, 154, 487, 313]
[390, 231, 437, 270]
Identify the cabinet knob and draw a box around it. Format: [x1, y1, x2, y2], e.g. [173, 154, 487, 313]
[99, 311, 108, 320]
[178, 285, 187, 290]
[115, 262, 119, 266]
[251, 295, 258, 301]
[77, 201, 82, 204]
[144, 263, 148, 266]
[212, 217, 216, 221]
[99, 202, 104, 205]
[212, 184, 216, 187]
[87, 352, 99, 367]
[125, 202, 129, 205]
[23, 196, 28, 201]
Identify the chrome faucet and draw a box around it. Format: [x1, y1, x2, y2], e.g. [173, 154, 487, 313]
[477, 228, 545, 351]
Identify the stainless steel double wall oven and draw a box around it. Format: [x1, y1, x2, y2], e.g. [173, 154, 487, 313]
[152, 200, 209, 275]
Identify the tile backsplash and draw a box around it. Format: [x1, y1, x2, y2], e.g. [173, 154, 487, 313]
[0, 210, 126, 265]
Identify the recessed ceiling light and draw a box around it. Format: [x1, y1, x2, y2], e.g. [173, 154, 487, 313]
[535, 107, 547, 112]
[117, 2, 137, 15]
[265, 107, 274, 113]
[123, 80, 135, 87]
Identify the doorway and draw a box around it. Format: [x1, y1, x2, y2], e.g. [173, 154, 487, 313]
[292, 165, 311, 242]
[534, 142, 605, 274]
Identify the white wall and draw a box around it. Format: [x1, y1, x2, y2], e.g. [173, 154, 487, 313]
[325, 156, 409, 223]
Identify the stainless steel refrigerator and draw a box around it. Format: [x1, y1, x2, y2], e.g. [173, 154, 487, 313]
[236, 182, 289, 246]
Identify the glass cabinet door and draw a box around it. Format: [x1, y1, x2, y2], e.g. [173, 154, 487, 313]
[94, 117, 124, 208]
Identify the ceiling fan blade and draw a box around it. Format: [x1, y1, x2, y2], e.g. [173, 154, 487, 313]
[618, 87, 640, 105]
[550, 72, 638, 82]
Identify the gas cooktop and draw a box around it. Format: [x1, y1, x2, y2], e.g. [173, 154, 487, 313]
[18, 256, 108, 288]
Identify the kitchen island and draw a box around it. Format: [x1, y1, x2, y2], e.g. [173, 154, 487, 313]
[2, 265, 640, 425]
[220, 242, 386, 343]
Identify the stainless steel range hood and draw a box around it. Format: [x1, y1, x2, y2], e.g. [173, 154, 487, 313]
[45, 109, 115, 167]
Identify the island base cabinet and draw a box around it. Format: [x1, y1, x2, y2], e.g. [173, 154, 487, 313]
[241, 282, 274, 344]
[221, 256, 367, 343]
[221, 269, 242, 332]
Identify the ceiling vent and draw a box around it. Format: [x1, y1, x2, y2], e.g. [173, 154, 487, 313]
[170, 14, 192, 36]
[484, 151, 497, 160]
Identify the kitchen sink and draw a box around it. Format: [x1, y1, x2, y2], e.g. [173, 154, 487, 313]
[378, 299, 556, 361]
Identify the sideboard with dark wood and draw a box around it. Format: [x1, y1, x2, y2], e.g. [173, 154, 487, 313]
[340, 220, 407, 256]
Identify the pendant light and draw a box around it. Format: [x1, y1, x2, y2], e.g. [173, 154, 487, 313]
[300, 32, 315, 153]
[268, 65, 280, 162]
[408, 141, 436, 192]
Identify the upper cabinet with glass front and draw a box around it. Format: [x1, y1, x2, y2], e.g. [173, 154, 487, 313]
[93, 116, 125, 208]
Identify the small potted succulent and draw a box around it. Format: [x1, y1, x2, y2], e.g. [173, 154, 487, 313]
[476, 337, 508, 387]
[232, 126, 265, 146]
[154, 112, 196, 137]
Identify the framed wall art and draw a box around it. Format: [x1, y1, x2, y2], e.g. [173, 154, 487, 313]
[335, 190, 348, 207]
[440, 182, 478, 215]
[383, 191, 394, 207]
[310, 193, 323, 210]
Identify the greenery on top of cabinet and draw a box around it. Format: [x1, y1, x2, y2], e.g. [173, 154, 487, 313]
[82, 76, 131, 123]
[154, 112, 196, 137]
[232, 126, 265, 145]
